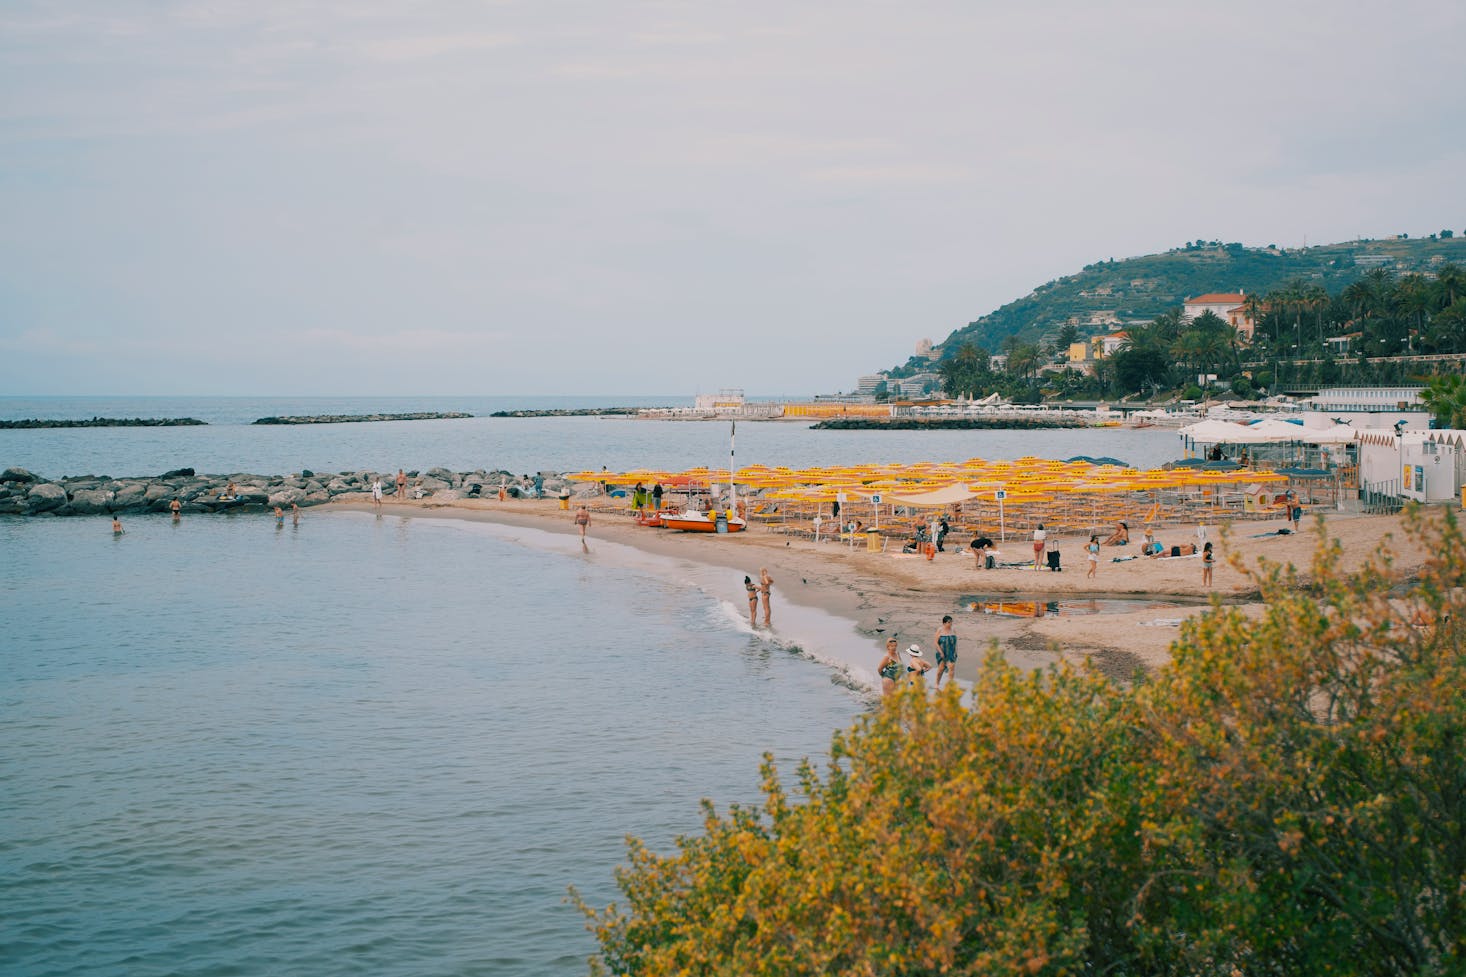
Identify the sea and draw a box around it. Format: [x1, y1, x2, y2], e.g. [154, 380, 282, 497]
[0, 396, 1181, 977]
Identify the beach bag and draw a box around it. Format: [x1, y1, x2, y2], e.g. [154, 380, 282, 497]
[1046, 549, 1061, 571]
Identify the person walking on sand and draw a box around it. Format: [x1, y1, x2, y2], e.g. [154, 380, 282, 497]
[574, 504, 591, 538]
[744, 575, 759, 627]
[1202, 541, 1215, 587]
[878, 638, 903, 695]
[170, 498, 182, 520]
[1032, 523, 1047, 570]
[1290, 498, 1303, 533]
[758, 567, 774, 627]
[1087, 534, 1100, 579]
[934, 616, 957, 689]
[372, 478, 383, 508]
[395, 469, 407, 500]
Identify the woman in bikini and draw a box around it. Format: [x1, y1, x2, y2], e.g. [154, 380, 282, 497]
[877, 638, 903, 695]
[744, 575, 759, 627]
[758, 568, 774, 627]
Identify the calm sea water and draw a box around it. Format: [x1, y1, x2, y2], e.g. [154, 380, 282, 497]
[0, 510, 870, 977]
[0, 397, 1182, 976]
[0, 396, 1181, 477]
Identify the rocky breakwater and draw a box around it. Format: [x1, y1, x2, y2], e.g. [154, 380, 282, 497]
[0, 416, 206, 428]
[0, 466, 586, 517]
[252, 412, 473, 424]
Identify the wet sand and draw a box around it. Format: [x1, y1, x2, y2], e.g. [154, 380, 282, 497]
[331, 496, 1439, 686]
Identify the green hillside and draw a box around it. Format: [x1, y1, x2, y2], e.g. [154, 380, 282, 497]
[900, 235, 1466, 371]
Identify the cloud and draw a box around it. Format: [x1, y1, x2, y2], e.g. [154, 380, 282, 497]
[349, 32, 519, 63]
[293, 327, 510, 352]
[0, 328, 103, 356]
[806, 163, 973, 187]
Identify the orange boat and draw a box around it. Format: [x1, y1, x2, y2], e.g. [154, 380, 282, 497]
[659, 510, 746, 533]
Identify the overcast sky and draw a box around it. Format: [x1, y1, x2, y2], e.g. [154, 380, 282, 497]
[2, 1, 1464, 397]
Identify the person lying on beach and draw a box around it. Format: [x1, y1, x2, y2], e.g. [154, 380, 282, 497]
[1102, 521, 1129, 545]
[1148, 542, 1198, 558]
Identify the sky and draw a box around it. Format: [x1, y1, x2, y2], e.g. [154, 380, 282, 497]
[2, 1, 1464, 397]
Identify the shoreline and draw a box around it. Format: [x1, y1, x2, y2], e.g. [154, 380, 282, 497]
[326, 495, 1439, 686]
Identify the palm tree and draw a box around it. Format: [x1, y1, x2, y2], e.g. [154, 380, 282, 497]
[1420, 374, 1466, 429]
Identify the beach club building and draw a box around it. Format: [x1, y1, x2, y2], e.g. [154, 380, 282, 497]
[1356, 429, 1466, 506]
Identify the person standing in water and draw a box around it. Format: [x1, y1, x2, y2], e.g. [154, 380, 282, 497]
[170, 498, 182, 521]
[111, 516, 124, 535]
[878, 638, 903, 695]
[273, 505, 285, 526]
[934, 616, 957, 689]
[744, 575, 759, 627]
[758, 567, 774, 627]
[291, 503, 300, 526]
[905, 644, 932, 683]
[573, 504, 591, 538]
[371, 478, 383, 508]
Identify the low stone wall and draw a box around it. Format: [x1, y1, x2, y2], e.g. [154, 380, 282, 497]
[0, 466, 585, 517]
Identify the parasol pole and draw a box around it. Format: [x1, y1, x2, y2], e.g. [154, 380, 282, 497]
[729, 419, 736, 515]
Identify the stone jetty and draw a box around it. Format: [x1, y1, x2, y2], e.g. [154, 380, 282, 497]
[0, 417, 206, 429]
[809, 416, 1090, 430]
[0, 466, 583, 517]
[488, 407, 644, 418]
[252, 412, 473, 425]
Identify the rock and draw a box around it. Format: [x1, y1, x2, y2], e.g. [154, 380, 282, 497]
[431, 489, 462, 502]
[144, 483, 173, 504]
[25, 482, 67, 512]
[2, 467, 38, 483]
[235, 488, 270, 504]
[111, 483, 149, 510]
[416, 476, 451, 493]
[161, 467, 195, 478]
[300, 469, 314, 478]
[67, 488, 113, 515]
[267, 487, 307, 507]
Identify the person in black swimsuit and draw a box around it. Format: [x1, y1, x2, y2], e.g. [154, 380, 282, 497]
[744, 575, 759, 627]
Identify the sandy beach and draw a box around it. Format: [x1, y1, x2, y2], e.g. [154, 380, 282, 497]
[332, 495, 1440, 686]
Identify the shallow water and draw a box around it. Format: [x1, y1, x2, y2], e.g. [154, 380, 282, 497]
[961, 595, 1194, 618]
[0, 511, 868, 976]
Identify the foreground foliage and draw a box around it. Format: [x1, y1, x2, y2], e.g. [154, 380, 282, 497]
[575, 509, 1466, 976]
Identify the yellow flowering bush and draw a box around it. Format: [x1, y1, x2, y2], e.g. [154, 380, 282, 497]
[575, 508, 1466, 976]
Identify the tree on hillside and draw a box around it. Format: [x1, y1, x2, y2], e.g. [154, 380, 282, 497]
[577, 511, 1466, 976]
[936, 342, 990, 399]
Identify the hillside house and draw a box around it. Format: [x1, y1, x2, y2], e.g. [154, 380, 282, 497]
[1184, 292, 1256, 342]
